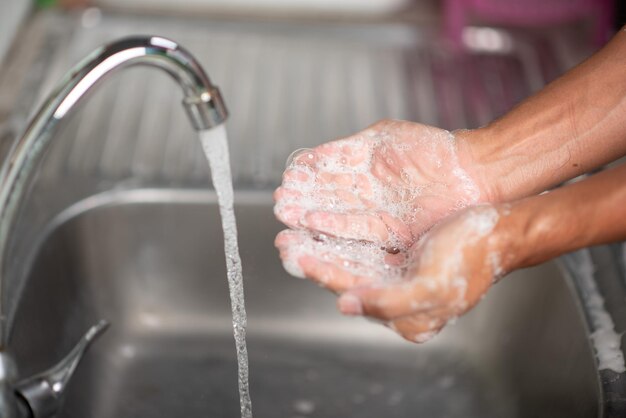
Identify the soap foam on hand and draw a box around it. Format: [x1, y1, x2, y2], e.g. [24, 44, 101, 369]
[276, 228, 410, 286]
[274, 121, 483, 279]
[274, 122, 510, 345]
[277, 203, 506, 345]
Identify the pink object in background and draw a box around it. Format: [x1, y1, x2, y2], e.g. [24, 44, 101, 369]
[444, 0, 614, 49]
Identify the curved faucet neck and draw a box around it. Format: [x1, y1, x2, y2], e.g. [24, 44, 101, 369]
[0, 35, 228, 346]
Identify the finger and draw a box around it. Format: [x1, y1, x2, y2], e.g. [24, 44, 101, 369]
[273, 187, 306, 229]
[303, 211, 390, 243]
[315, 139, 369, 167]
[299, 255, 374, 293]
[408, 209, 440, 239]
[337, 278, 443, 320]
[312, 188, 362, 207]
[371, 154, 401, 184]
[372, 146, 405, 179]
[354, 173, 374, 199]
[275, 188, 367, 229]
[273, 186, 303, 203]
[282, 166, 314, 185]
[274, 202, 306, 228]
[316, 171, 356, 188]
[303, 210, 414, 247]
[275, 230, 308, 278]
[378, 212, 414, 247]
[274, 229, 303, 249]
[388, 315, 445, 343]
[313, 168, 374, 202]
[276, 229, 393, 287]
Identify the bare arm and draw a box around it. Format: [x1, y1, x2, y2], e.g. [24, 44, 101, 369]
[275, 27, 626, 343]
[458, 27, 626, 202]
[336, 164, 626, 342]
[502, 163, 626, 270]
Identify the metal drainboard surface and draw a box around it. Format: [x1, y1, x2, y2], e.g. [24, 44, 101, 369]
[1, 10, 588, 188]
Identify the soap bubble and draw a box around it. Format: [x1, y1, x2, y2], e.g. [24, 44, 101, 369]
[286, 148, 314, 168]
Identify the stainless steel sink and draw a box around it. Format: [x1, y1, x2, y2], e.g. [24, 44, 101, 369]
[1, 8, 618, 418]
[9, 189, 599, 418]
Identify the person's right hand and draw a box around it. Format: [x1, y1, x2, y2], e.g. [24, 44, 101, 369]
[274, 119, 491, 253]
[275, 204, 510, 343]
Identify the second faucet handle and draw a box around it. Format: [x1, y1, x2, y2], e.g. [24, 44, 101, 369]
[15, 320, 109, 418]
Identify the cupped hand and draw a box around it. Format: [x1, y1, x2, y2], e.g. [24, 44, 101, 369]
[275, 205, 509, 343]
[274, 119, 502, 343]
[274, 120, 487, 251]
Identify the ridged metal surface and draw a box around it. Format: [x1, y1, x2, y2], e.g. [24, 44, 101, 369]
[1, 11, 588, 189]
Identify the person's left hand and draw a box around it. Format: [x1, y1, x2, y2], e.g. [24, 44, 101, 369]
[274, 120, 489, 254]
[275, 204, 510, 342]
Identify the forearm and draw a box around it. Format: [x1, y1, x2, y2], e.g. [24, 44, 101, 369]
[458, 28, 626, 202]
[496, 164, 626, 271]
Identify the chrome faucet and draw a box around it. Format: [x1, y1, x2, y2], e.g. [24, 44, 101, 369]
[0, 36, 228, 418]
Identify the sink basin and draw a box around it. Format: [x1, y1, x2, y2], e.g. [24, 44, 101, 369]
[9, 189, 598, 418]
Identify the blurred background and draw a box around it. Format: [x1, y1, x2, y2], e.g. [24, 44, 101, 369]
[0, 0, 621, 310]
[0, 0, 620, 190]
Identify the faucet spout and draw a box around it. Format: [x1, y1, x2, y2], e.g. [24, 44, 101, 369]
[0, 36, 229, 417]
[0, 35, 228, 342]
[51, 36, 227, 129]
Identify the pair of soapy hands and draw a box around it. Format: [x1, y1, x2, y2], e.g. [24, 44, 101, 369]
[274, 120, 503, 343]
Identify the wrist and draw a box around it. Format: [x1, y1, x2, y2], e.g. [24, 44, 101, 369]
[491, 194, 577, 272]
[454, 127, 508, 203]
[455, 121, 564, 204]
[483, 203, 527, 278]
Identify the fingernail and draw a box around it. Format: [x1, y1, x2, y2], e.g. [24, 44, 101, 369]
[339, 293, 363, 315]
[412, 330, 438, 344]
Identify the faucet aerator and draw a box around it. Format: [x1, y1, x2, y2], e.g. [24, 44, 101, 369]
[183, 86, 228, 131]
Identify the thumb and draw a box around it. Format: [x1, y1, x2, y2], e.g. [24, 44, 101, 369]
[338, 279, 440, 321]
